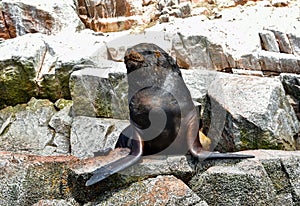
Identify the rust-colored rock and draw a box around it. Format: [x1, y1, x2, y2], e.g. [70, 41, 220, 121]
[0, 0, 84, 39]
[80, 15, 139, 33]
[77, 0, 159, 32]
[0, 5, 10, 39]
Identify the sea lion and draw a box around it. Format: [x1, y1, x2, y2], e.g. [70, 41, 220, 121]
[86, 43, 254, 186]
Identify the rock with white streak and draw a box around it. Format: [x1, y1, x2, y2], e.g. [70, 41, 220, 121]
[69, 64, 128, 119]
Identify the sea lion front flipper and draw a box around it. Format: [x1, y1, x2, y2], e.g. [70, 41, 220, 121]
[86, 153, 142, 186]
[86, 128, 143, 186]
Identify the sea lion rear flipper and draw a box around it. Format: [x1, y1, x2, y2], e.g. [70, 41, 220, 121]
[201, 151, 255, 160]
[86, 128, 143, 186]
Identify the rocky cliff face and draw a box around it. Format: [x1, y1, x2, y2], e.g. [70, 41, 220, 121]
[0, 0, 300, 205]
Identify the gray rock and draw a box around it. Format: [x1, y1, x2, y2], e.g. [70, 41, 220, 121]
[159, 14, 170, 23]
[0, 0, 85, 38]
[105, 31, 173, 62]
[49, 105, 72, 135]
[0, 98, 57, 155]
[0, 30, 108, 108]
[179, 2, 191, 18]
[258, 51, 300, 74]
[172, 33, 212, 70]
[0, 152, 76, 206]
[181, 69, 226, 102]
[288, 33, 300, 57]
[49, 105, 73, 154]
[2, 150, 300, 205]
[272, 30, 293, 54]
[204, 74, 299, 152]
[85, 175, 208, 206]
[259, 30, 280, 52]
[69, 65, 128, 119]
[191, 150, 300, 205]
[280, 73, 300, 100]
[190, 157, 276, 205]
[251, 150, 300, 204]
[237, 53, 262, 70]
[172, 31, 233, 70]
[0, 33, 47, 108]
[70, 116, 129, 159]
[120, 155, 195, 177]
[282, 156, 300, 203]
[33, 198, 80, 206]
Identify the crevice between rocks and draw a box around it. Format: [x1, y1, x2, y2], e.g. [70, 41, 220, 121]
[279, 158, 299, 204]
[0, 9, 13, 39]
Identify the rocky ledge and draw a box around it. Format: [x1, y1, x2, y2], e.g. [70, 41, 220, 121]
[0, 0, 300, 205]
[1, 150, 300, 205]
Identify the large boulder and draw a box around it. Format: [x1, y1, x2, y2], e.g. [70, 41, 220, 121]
[69, 64, 128, 119]
[0, 30, 110, 108]
[190, 159, 277, 205]
[189, 150, 300, 205]
[0, 98, 73, 156]
[0, 98, 56, 155]
[89, 175, 208, 205]
[204, 74, 299, 152]
[0, 152, 77, 206]
[70, 116, 129, 159]
[0, 0, 85, 39]
[0, 33, 47, 108]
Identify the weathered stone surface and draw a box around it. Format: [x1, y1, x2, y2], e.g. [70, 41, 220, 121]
[70, 116, 129, 159]
[0, 0, 84, 39]
[69, 65, 128, 119]
[280, 73, 300, 122]
[0, 30, 110, 108]
[121, 155, 195, 177]
[191, 161, 277, 205]
[259, 30, 280, 52]
[105, 30, 173, 62]
[258, 51, 300, 74]
[204, 74, 299, 152]
[1, 150, 300, 205]
[181, 69, 225, 102]
[33, 198, 80, 206]
[0, 98, 57, 155]
[0, 33, 46, 109]
[86, 175, 208, 206]
[0, 152, 77, 206]
[253, 150, 300, 204]
[49, 105, 73, 154]
[191, 150, 300, 205]
[288, 33, 300, 57]
[77, 0, 159, 32]
[280, 73, 300, 100]
[272, 30, 293, 54]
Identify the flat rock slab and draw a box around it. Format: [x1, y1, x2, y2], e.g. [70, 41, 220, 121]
[1, 150, 300, 205]
[87, 175, 208, 206]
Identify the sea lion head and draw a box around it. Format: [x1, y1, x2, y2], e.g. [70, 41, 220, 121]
[124, 43, 182, 77]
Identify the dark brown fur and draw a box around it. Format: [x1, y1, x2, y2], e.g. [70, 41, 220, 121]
[86, 43, 254, 186]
